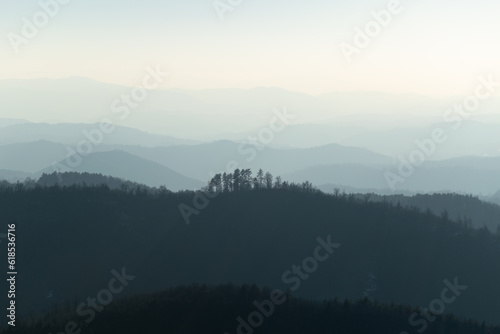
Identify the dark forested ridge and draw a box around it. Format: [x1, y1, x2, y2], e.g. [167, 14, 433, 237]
[3, 284, 500, 334]
[352, 192, 500, 232]
[36, 172, 157, 192]
[1, 172, 500, 327]
[19, 171, 500, 233]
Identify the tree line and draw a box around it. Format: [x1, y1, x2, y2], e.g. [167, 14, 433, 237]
[206, 168, 314, 193]
[5, 284, 499, 334]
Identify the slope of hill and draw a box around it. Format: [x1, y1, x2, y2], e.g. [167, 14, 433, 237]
[362, 193, 500, 232]
[0, 139, 393, 182]
[8, 77, 500, 140]
[0, 78, 332, 136]
[1, 183, 499, 325]
[117, 141, 393, 180]
[239, 119, 500, 158]
[4, 138, 500, 195]
[0, 169, 32, 182]
[491, 190, 500, 205]
[0, 118, 30, 128]
[37, 150, 203, 190]
[0, 123, 196, 146]
[6, 285, 499, 334]
[337, 120, 500, 159]
[0, 140, 67, 173]
[428, 155, 500, 170]
[286, 163, 500, 195]
[36, 172, 158, 192]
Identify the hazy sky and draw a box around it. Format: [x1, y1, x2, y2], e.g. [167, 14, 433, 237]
[1, 0, 499, 96]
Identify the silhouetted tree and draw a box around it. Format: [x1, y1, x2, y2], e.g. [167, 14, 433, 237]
[222, 172, 231, 192]
[257, 169, 265, 189]
[265, 172, 273, 189]
[240, 169, 252, 190]
[233, 169, 241, 191]
[274, 176, 282, 189]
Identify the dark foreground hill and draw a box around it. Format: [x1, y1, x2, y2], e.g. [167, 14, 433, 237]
[1, 180, 499, 325]
[3, 285, 499, 334]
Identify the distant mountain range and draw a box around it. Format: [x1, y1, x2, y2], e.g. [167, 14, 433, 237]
[0, 139, 202, 190]
[0, 140, 67, 173]
[0, 169, 31, 182]
[0, 138, 392, 189]
[115, 141, 393, 181]
[3, 77, 500, 141]
[0, 122, 197, 146]
[43, 150, 203, 191]
[286, 163, 500, 195]
[0, 118, 30, 128]
[1, 130, 500, 194]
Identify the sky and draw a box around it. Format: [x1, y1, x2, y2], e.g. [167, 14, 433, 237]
[1, 0, 500, 96]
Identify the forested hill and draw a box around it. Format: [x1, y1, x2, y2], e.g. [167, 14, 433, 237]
[354, 192, 500, 232]
[36, 172, 155, 191]
[10, 171, 500, 232]
[4, 285, 499, 334]
[1, 180, 499, 325]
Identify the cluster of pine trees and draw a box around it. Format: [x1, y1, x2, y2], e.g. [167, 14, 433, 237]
[206, 168, 314, 193]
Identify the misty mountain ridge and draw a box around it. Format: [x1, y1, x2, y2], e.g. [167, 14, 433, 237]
[43, 150, 203, 191]
[2, 136, 500, 195]
[287, 163, 500, 196]
[3, 77, 500, 138]
[0, 122, 197, 146]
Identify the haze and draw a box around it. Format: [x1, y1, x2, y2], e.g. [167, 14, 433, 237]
[1, 0, 500, 96]
[2, 2, 500, 332]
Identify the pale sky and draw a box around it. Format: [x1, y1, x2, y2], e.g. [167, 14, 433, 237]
[1, 0, 499, 96]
